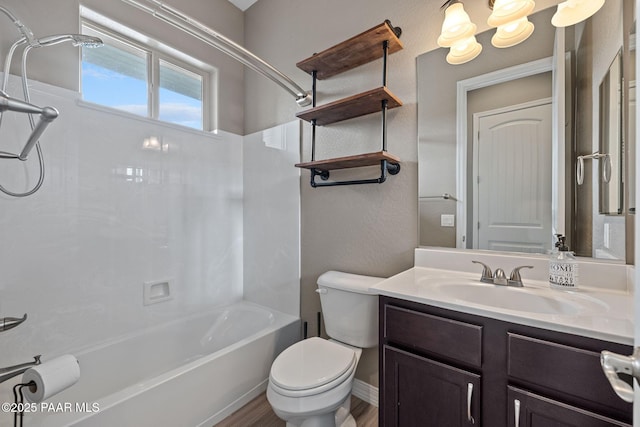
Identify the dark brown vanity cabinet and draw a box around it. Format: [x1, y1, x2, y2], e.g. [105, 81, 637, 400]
[379, 296, 633, 427]
[383, 346, 480, 426]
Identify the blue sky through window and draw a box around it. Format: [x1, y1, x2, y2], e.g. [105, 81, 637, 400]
[82, 62, 148, 116]
[82, 62, 204, 130]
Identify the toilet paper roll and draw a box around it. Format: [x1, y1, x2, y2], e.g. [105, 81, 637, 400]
[22, 354, 80, 403]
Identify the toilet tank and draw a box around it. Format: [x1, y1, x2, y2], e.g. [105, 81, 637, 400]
[317, 271, 384, 348]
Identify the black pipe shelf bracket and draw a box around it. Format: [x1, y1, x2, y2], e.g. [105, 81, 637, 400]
[294, 20, 404, 188]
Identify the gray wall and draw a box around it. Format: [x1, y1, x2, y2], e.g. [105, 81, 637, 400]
[244, 0, 561, 388]
[0, 0, 245, 135]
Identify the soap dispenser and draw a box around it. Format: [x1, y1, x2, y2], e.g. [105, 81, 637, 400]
[549, 234, 579, 290]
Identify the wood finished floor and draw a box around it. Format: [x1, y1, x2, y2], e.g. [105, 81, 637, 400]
[216, 393, 378, 427]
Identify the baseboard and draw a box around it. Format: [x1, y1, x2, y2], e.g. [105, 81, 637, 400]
[352, 379, 378, 407]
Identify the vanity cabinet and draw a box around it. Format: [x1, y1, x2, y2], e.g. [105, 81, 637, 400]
[384, 346, 480, 426]
[379, 296, 633, 427]
[508, 387, 629, 427]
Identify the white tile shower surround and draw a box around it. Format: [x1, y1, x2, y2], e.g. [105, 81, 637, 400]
[0, 74, 301, 413]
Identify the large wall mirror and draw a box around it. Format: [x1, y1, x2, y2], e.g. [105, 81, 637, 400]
[417, 0, 636, 263]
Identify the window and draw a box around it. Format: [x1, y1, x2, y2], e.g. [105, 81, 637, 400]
[81, 21, 213, 131]
[158, 59, 203, 130]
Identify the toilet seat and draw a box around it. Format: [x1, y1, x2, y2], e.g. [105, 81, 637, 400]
[269, 337, 356, 398]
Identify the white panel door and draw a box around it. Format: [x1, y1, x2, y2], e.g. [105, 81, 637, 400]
[473, 100, 552, 253]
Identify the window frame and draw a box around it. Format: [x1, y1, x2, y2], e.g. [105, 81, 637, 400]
[81, 19, 216, 132]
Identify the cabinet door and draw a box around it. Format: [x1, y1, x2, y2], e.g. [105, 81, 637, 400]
[383, 345, 480, 426]
[508, 387, 631, 427]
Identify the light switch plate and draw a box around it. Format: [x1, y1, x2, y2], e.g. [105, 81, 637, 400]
[441, 214, 455, 227]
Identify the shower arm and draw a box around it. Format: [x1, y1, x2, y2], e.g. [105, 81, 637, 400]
[121, 0, 312, 107]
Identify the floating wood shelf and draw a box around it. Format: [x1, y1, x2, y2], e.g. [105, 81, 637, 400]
[295, 20, 403, 187]
[295, 151, 400, 171]
[297, 21, 403, 80]
[296, 87, 402, 126]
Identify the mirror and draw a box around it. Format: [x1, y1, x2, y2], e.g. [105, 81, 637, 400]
[417, 1, 636, 263]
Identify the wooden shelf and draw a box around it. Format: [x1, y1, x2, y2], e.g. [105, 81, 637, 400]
[295, 151, 400, 171]
[296, 21, 403, 80]
[295, 20, 403, 186]
[296, 87, 402, 126]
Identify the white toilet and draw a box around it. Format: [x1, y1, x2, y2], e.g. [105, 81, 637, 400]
[267, 271, 383, 427]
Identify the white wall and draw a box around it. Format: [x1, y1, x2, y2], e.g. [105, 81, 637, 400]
[0, 81, 302, 423]
[0, 76, 244, 405]
[243, 121, 301, 316]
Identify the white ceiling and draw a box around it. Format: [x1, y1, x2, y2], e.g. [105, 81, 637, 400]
[228, 0, 259, 11]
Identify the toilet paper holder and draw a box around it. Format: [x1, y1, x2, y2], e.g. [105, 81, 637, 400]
[0, 355, 41, 384]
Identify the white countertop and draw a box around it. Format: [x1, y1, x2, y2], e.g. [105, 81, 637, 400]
[371, 266, 634, 345]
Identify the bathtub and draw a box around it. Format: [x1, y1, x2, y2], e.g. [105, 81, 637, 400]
[25, 301, 299, 427]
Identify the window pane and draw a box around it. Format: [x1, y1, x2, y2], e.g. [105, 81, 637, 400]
[82, 29, 149, 117]
[159, 59, 203, 130]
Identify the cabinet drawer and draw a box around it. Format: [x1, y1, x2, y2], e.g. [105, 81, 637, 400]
[384, 305, 482, 368]
[508, 333, 632, 417]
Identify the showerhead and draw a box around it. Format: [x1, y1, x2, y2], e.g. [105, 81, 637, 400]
[71, 35, 104, 48]
[32, 34, 103, 49]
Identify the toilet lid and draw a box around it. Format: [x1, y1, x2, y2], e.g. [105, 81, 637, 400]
[270, 337, 356, 391]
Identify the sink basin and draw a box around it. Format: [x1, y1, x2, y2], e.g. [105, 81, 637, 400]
[431, 283, 608, 315]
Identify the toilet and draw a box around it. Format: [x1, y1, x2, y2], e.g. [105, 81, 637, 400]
[267, 271, 383, 427]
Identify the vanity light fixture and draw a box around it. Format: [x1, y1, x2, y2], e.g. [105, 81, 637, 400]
[551, 0, 605, 27]
[438, 1, 477, 47]
[487, 0, 535, 48]
[446, 36, 483, 64]
[491, 16, 535, 48]
[438, 1, 482, 65]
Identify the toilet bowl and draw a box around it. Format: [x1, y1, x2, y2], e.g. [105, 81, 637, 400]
[267, 337, 361, 427]
[266, 271, 383, 427]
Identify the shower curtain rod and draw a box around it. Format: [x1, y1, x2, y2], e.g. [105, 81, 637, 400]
[121, 0, 312, 107]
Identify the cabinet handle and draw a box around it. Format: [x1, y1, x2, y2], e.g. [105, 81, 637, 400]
[514, 399, 521, 427]
[467, 383, 475, 424]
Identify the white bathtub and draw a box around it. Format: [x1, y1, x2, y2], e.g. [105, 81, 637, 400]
[25, 301, 299, 427]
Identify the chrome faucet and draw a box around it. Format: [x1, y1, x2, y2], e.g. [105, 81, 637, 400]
[471, 260, 493, 283]
[0, 355, 41, 384]
[472, 261, 533, 287]
[508, 265, 534, 287]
